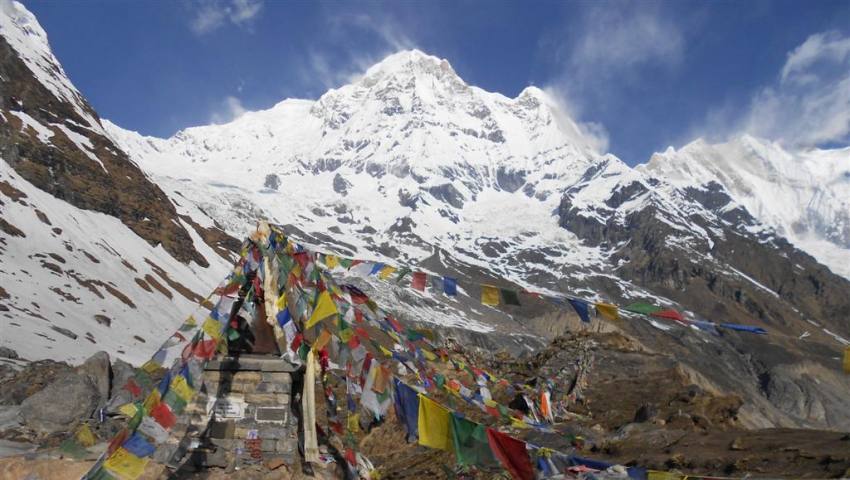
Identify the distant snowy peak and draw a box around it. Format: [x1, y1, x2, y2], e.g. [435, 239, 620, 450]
[641, 135, 850, 278]
[0, 0, 100, 131]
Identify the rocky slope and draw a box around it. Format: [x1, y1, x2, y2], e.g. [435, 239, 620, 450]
[0, 0, 237, 364]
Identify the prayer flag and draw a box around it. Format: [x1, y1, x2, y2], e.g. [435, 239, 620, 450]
[369, 263, 385, 275]
[138, 416, 170, 444]
[443, 277, 457, 296]
[481, 285, 500, 306]
[450, 414, 497, 467]
[395, 267, 412, 283]
[325, 254, 339, 269]
[652, 309, 685, 322]
[418, 394, 452, 451]
[170, 375, 194, 402]
[202, 317, 223, 340]
[486, 428, 534, 480]
[568, 299, 590, 323]
[313, 328, 333, 352]
[378, 265, 397, 280]
[118, 403, 138, 418]
[150, 402, 176, 430]
[75, 423, 97, 448]
[500, 289, 521, 306]
[411, 272, 427, 291]
[393, 380, 420, 442]
[595, 302, 619, 320]
[122, 432, 156, 458]
[718, 323, 767, 334]
[624, 302, 663, 315]
[306, 290, 338, 329]
[104, 447, 149, 479]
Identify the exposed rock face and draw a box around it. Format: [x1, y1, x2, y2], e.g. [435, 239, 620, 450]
[19, 372, 99, 433]
[75, 351, 110, 409]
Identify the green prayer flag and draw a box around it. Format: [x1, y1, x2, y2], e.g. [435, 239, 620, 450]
[60, 438, 90, 460]
[298, 343, 310, 361]
[164, 390, 188, 415]
[450, 414, 497, 467]
[624, 302, 663, 315]
[395, 267, 412, 283]
[500, 289, 521, 306]
[435, 374, 446, 390]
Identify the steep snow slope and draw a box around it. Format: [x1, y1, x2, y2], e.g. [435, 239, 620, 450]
[641, 136, 850, 279]
[0, 0, 234, 363]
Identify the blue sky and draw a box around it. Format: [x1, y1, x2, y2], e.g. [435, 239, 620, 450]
[24, 0, 850, 165]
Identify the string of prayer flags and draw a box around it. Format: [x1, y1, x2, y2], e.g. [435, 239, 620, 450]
[417, 393, 452, 451]
[306, 290, 338, 329]
[501, 288, 521, 306]
[486, 428, 535, 480]
[411, 271, 427, 291]
[450, 413, 497, 467]
[595, 302, 619, 320]
[568, 298, 591, 323]
[719, 323, 767, 335]
[443, 276, 458, 296]
[481, 285, 501, 306]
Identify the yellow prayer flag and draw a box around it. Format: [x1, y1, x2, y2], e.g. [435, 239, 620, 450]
[104, 447, 150, 479]
[118, 403, 138, 418]
[275, 292, 287, 311]
[142, 389, 161, 415]
[844, 346, 850, 374]
[140, 359, 161, 375]
[75, 423, 97, 447]
[170, 375, 194, 402]
[378, 265, 397, 280]
[595, 302, 620, 320]
[347, 413, 360, 433]
[325, 254, 339, 270]
[306, 290, 338, 330]
[338, 328, 354, 343]
[202, 317, 223, 340]
[648, 471, 684, 480]
[510, 417, 531, 429]
[481, 285, 500, 306]
[417, 394, 452, 451]
[379, 345, 393, 358]
[421, 349, 437, 362]
[184, 315, 197, 328]
[313, 329, 333, 352]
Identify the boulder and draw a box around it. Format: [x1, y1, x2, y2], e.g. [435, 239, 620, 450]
[0, 346, 19, 359]
[76, 351, 110, 409]
[110, 357, 135, 397]
[633, 403, 658, 423]
[19, 373, 100, 434]
[0, 360, 72, 405]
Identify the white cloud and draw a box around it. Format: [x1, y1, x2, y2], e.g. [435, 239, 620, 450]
[542, 85, 610, 154]
[189, 0, 263, 35]
[699, 31, 850, 149]
[209, 96, 247, 124]
[297, 12, 418, 91]
[564, 4, 684, 85]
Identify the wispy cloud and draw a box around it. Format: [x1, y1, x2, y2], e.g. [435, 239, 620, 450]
[696, 31, 850, 148]
[566, 4, 684, 83]
[540, 2, 686, 154]
[296, 10, 418, 91]
[209, 95, 247, 124]
[189, 0, 263, 36]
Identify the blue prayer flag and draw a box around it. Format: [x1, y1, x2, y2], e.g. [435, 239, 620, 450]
[443, 277, 457, 296]
[568, 299, 591, 323]
[393, 379, 420, 442]
[719, 323, 767, 335]
[276, 308, 291, 327]
[123, 432, 156, 458]
[370, 263, 385, 275]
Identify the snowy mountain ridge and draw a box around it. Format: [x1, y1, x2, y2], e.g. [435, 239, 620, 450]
[642, 135, 850, 278]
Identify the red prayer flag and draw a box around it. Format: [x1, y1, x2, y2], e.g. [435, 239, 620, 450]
[123, 378, 142, 398]
[150, 402, 177, 429]
[486, 428, 535, 480]
[411, 272, 427, 291]
[651, 309, 685, 322]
